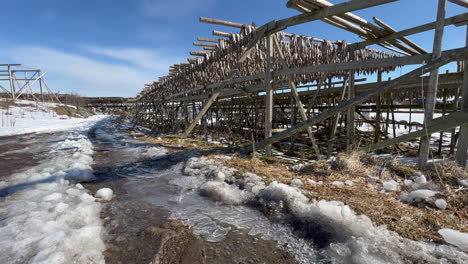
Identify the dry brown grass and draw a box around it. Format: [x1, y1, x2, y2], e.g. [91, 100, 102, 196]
[0, 99, 16, 109]
[124, 121, 468, 243]
[53, 106, 78, 118]
[221, 152, 468, 243]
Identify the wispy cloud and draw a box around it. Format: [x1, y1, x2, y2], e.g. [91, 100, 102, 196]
[82, 45, 182, 72]
[141, 0, 215, 18]
[1, 45, 180, 97]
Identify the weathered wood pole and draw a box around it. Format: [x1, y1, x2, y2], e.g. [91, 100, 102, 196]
[265, 34, 274, 156]
[374, 71, 382, 143]
[346, 71, 356, 151]
[455, 25, 468, 166]
[418, 0, 447, 169]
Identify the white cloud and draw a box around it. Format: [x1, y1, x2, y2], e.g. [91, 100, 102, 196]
[141, 0, 215, 18]
[82, 46, 182, 72]
[2, 45, 179, 97]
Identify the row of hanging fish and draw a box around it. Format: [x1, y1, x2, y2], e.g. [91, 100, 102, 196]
[138, 25, 400, 103]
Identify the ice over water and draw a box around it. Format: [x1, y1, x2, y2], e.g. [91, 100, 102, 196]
[0, 117, 107, 264]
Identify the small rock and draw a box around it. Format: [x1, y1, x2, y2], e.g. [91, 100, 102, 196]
[414, 171, 423, 177]
[435, 199, 447, 210]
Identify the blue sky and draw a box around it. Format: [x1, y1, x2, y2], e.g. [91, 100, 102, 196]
[0, 0, 466, 97]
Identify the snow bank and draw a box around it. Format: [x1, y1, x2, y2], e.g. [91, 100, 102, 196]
[439, 229, 468, 252]
[95, 188, 113, 201]
[0, 99, 104, 136]
[180, 156, 468, 263]
[0, 116, 107, 264]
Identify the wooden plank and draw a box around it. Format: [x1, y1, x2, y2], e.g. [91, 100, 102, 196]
[372, 17, 428, 54]
[197, 37, 220, 43]
[362, 110, 468, 152]
[240, 47, 468, 154]
[419, 0, 447, 169]
[456, 25, 468, 166]
[448, 0, 468, 8]
[265, 35, 274, 156]
[200, 17, 245, 28]
[350, 13, 468, 50]
[270, 0, 398, 34]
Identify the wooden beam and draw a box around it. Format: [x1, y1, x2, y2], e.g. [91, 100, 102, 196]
[240, 46, 468, 154]
[418, 0, 446, 169]
[456, 25, 468, 166]
[265, 35, 274, 156]
[362, 110, 468, 152]
[372, 17, 428, 54]
[350, 13, 468, 50]
[213, 30, 232, 38]
[193, 42, 218, 48]
[190, 51, 210, 56]
[197, 37, 220, 43]
[448, 0, 468, 8]
[200, 17, 245, 28]
[271, 0, 398, 35]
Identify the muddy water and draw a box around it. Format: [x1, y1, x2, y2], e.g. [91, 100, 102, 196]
[86, 118, 301, 264]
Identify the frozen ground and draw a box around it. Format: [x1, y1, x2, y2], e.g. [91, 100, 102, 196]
[0, 99, 103, 136]
[0, 114, 109, 264]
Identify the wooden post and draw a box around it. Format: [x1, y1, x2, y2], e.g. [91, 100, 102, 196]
[265, 34, 274, 156]
[8, 65, 15, 100]
[374, 71, 382, 143]
[346, 71, 356, 151]
[438, 85, 448, 155]
[418, 0, 447, 169]
[456, 25, 468, 166]
[271, 34, 322, 157]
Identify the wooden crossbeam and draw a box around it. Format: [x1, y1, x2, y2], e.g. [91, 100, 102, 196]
[240, 46, 468, 154]
[362, 110, 468, 152]
[350, 13, 468, 50]
[197, 37, 221, 43]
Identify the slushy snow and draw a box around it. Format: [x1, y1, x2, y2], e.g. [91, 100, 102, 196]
[0, 115, 108, 264]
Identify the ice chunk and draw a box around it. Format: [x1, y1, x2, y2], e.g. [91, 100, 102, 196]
[200, 181, 251, 205]
[457, 178, 468, 187]
[404, 179, 414, 187]
[435, 199, 447, 210]
[414, 175, 427, 184]
[382, 180, 399, 192]
[398, 189, 438, 203]
[95, 188, 113, 201]
[290, 179, 303, 188]
[332, 181, 344, 186]
[438, 229, 468, 252]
